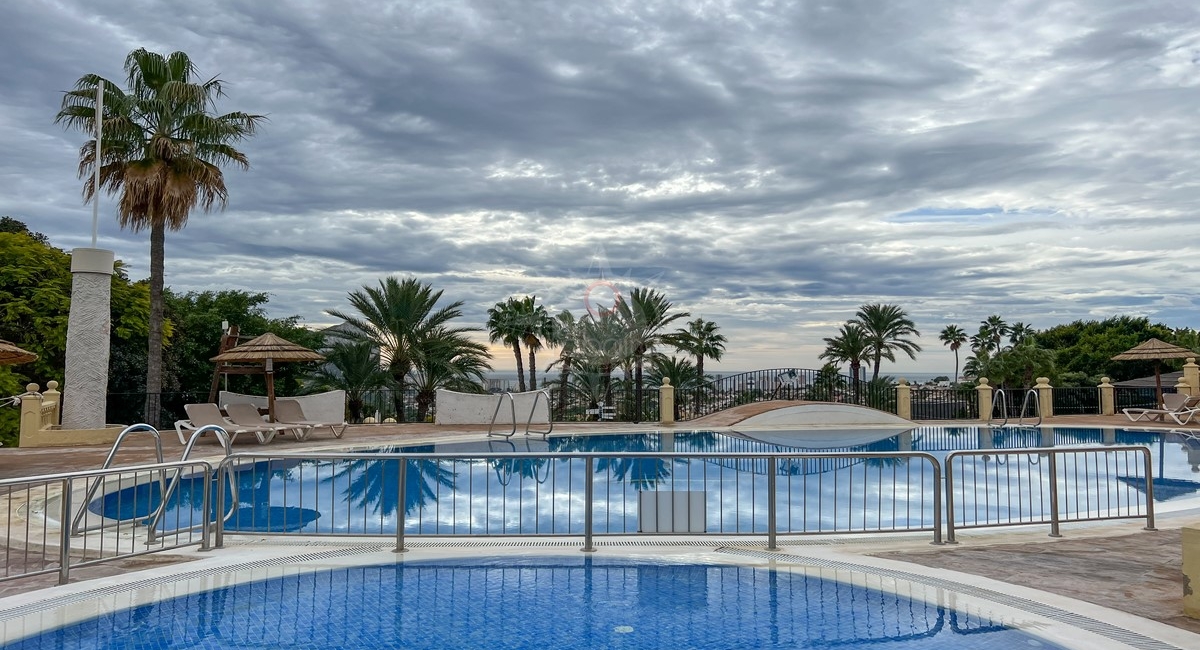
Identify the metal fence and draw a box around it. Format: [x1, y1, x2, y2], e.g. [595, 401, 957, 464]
[1051, 387, 1100, 415]
[673, 369, 897, 421]
[944, 446, 1154, 542]
[1, 460, 213, 585]
[909, 387, 978, 420]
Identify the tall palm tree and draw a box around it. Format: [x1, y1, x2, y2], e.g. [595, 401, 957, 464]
[326, 277, 478, 422]
[614, 288, 689, 422]
[486, 298, 526, 392]
[1008, 321, 1036, 346]
[852, 303, 922, 381]
[544, 310, 579, 420]
[575, 310, 633, 407]
[978, 315, 1009, 354]
[938, 324, 968, 384]
[668, 318, 727, 380]
[647, 355, 703, 421]
[819, 322, 870, 385]
[57, 49, 264, 421]
[306, 341, 392, 423]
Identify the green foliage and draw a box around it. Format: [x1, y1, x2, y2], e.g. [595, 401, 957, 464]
[1034, 316, 1183, 381]
[0, 217, 50, 245]
[852, 303, 921, 381]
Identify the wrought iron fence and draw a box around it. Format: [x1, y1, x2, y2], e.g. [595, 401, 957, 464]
[673, 368, 896, 421]
[909, 387, 978, 420]
[1052, 387, 1100, 415]
[1114, 386, 1172, 412]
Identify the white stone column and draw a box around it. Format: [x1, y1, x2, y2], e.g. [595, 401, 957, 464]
[62, 248, 115, 430]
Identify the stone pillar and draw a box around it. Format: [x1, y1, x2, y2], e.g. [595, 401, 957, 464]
[19, 383, 43, 441]
[1098, 377, 1115, 416]
[1185, 358, 1200, 398]
[43, 380, 61, 424]
[896, 378, 912, 420]
[61, 248, 114, 430]
[1176, 376, 1191, 398]
[976, 378, 993, 422]
[659, 378, 675, 425]
[1035, 377, 1054, 418]
[1185, 526, 1200, 618]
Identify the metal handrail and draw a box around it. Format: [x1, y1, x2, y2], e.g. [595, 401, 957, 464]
[145, 424, 236, 543]
[525, 389, 554, 439]
[1018, 388, 1042, 426]
[987, 389, 1009, 427]
[70, 423, 166, 536]
[944, 445, 1154, 543]
[487, 392, 517, 437]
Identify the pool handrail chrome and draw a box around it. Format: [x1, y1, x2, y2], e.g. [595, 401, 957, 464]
[487, 391, 517, 438]
[70, 423, 166, 536]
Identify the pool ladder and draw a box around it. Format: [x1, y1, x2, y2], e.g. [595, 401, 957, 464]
[487, 390, 555, 439]
[987, 388, 1042, 428]
[71, 423, 241, 543]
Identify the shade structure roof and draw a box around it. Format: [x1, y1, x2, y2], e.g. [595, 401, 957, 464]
[1111, 338, 1195, 361]
[0, 340, 38, 366]
[210, 332, 324, 363]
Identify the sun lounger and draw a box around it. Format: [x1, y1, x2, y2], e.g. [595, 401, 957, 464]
[175, 403, 280, 447]
[1122, 393, 1200, 425]
[275, 398, 348, 439]
[224, 402, 312, 441]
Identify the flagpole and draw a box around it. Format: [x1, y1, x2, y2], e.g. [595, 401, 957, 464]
[91, 79, 103, 247]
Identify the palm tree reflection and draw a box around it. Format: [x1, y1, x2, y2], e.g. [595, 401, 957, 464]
[322, 445, 455, 518]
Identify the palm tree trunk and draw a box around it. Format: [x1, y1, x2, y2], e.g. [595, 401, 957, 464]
[527, 348, 537, 391]
[696, 355, 705, 381]
[557, 358, 571, 420]
[145, 221, 165, 426]
[953, 351, 960, 384]
[512, 343, 526, 392]
[393, 363, 409, 422]
[872, 353, 882, 381]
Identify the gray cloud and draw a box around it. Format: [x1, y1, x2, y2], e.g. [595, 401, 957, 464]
[4, 0, 1200, 375]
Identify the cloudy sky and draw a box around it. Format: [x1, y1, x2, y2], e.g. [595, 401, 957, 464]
[4, 0, 1200, 378]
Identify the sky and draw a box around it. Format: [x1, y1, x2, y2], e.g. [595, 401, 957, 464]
[3, 0, 1200, 378]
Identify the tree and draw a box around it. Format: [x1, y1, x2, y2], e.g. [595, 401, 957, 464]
[1009, 322, 1036, 346]
[938, 324, 968, 384]
[486, 298, 526, 392]
[307, 341, 392, 422]
[614, 288, 689, 422]
[647, 355, 703, 421]
[544, 310, 580, 420]
[852, 303, 922, 381]
[1035, 316, 1182, 381]
[0, 216, 50, 245]
[57, 48, 264, 425]
[988, 340, 1056, 388]
[668, 318, 727, 380]
[819, 323, 870, 385]
[977, 315, 1009, 354]
[327, 277, 480, 422]
[408, 330, 491, 421]
[574, 310, 632, 407]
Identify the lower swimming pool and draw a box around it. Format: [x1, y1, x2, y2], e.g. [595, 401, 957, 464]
[89, 425, 1179, 537]
[0, 556, 1071, 650]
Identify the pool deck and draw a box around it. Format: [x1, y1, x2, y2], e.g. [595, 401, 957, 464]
[2, 411, 1200, 638]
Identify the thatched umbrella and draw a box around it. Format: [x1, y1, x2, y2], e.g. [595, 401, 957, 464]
[1112, 338, 1195, 407]
[210, 332, 324, 421]
[0, 340, 37, 365]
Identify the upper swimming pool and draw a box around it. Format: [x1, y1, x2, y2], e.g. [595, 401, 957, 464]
[89, 426, 1180, 537]
[0, 556, 1071, 650]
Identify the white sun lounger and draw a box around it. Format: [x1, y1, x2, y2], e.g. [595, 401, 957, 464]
[224, 402, 312, 441]
[1122, 393, 1200, 425]
[275, 398, 347, 439]
[175, 403, 280, 447]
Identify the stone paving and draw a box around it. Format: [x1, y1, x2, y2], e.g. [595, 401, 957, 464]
[2, 411, 1199, 632]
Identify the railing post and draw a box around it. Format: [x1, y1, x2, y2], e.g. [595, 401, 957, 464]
[1047, 452, 1063, 538]
[58, 478, 72, 585]
[214, 463, 226, 549]
[659, 378, 675, 425]
[199, 463, 212, 552]
[930, 458, 943, 545]
[582, 456, 596, 552]
[394, 458, 408, 553]
[1035, 377, 1054, 418]
[1143, 448, 1157, 531]
[944, 453, 958, 544]
[1098, 377, 1115, 416]
[1185, 358, 1200, 398]
[766, 456, 778, 551]
[975, 378, 993, 423]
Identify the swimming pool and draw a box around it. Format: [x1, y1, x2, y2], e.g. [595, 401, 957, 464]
[0, 556, 1071, 650]
[89, 425, 1175, 537]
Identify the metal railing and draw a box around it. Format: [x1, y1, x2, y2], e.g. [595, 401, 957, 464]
[672, 368, 898, 421]
[944, 445, 1154, 542]
[909, 387, 978, 420]
[1, 459, 213, 585]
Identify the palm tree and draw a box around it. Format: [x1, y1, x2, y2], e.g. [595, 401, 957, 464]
[56, 49, 264, 421]
[978, 315, 1009, 354]
[544, 310, 580, 420]
[326, 277, 479, 422]
[938, 325, 968, 384]
[486, 298, 526, 392]
[852, 303, 922, 381]
[575, 310, 633, 408]
[408, 330, 491, 421]
[668, 318, 727, 380]
[1009, 322, 1036, 346]
[614, 288, 689, 422]
[820, 322, 870, 386]
[647, 355, 703, 421]
[306, 341, 392, 423]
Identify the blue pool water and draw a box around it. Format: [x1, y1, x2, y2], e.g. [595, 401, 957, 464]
[1, 557, 1068, 649]
[91, 426, 1187, 536]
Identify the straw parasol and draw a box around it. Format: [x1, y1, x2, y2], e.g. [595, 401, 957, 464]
[0, 340, 37, 366]
[210, 332, 324, 421]
[1112, 338, 1195, 407]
